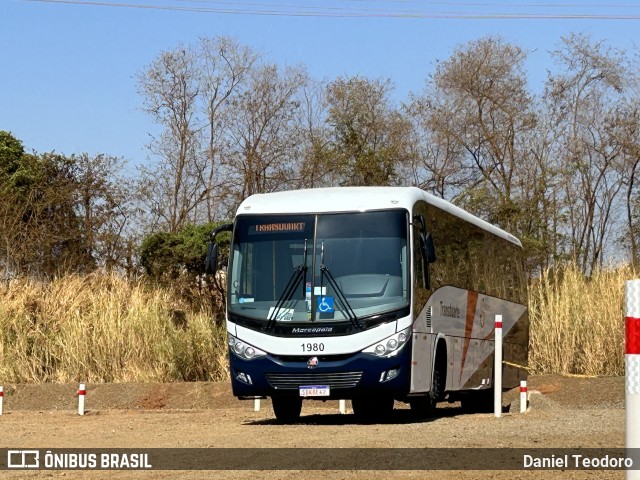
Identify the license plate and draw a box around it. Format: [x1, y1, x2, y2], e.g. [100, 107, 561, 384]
[299, 385, 330, 397]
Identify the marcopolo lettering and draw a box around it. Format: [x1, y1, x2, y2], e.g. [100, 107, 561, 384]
[291, 327, 333, 334]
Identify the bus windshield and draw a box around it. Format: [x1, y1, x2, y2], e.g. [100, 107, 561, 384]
[228, 210, 409, 324]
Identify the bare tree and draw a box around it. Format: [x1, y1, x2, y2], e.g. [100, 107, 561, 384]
[220, 64, 308, 214]
[196, 37, 257, 221]
[325, 76, 412, 186]
[421, 37, 537, 230]
[545, 33, 628, 273]
[138, 37, 261, 229]
[292, 77, 332, 189]
[411, 36, 562, 275]
[73, 153, 134, 272]
[138, 46, 203, 232]
[404, 95, 468, 198]
[611, 98, 640, 267]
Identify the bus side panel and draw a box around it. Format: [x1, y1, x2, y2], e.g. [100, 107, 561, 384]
[502, 310, 529, 389]
[428, 286, 527, 392]
[409, 331, 434, 393]
[477, 295, 528, 391]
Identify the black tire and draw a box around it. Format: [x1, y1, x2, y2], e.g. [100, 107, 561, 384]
[410, 350, 445, 419]
[352, 396, 394, 422]
[271, 396, 302, 423]
[420, 341, 447, 418]
[431, 351, 446, 403]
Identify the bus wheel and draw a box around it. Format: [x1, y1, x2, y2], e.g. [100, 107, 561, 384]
[412, 347, 446, 419]
[352, 396, 394, 422]
[272, 396, 302, 423]
[431, 353, 446, 403]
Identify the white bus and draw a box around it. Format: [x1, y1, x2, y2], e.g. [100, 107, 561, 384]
[207, 187, 528, 422]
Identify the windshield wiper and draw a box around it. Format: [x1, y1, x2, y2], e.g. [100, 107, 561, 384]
[319, 241, 362, 330]
[264, 240, 308, 332]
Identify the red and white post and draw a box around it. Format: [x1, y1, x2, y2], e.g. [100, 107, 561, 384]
[0, 386, 3, 415]
[626, 280, 640, 480]
[494, 314, 503, 418]
[77, 383, 86, 416]
[520, 380, 527, 413]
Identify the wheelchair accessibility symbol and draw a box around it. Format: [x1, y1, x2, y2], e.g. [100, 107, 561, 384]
[317, 296, 335, 313]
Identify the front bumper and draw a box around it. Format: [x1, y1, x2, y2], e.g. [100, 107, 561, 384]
[229, 342, 412, 399]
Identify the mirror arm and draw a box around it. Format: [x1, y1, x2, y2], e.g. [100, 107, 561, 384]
[210, 223, 233, 242]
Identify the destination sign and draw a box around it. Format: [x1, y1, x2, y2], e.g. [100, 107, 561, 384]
[251, 222, 306, 234]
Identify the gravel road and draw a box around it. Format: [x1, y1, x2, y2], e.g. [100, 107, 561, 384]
[0, 375, 627, 479]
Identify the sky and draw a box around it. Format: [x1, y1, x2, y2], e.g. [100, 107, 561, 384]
[2, 0, 640, 170]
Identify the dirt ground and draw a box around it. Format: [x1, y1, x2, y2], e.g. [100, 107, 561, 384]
[0, 375, 628, 479]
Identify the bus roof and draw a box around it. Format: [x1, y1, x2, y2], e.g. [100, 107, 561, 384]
[236, 187, 522, 247]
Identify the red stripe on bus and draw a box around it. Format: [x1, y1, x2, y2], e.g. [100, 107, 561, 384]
[460, 291, 479, 385]
[627, 316, 640, 354]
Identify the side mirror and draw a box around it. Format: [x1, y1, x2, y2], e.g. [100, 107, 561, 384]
[422, 232, 436, 264]
[205, 242, 218, 275]
[415, 214, 436, 264]
[205, 222, 233, 275]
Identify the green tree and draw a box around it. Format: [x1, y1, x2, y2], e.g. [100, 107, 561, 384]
[0, 133, 90, 276]
[139, 221, 230, 281]
[1, 132, 134, 277]
[0, 131, 25, 179]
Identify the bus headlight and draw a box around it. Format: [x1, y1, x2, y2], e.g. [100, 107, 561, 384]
[228, 334, 267, 360]
[363, 327, 411, 357]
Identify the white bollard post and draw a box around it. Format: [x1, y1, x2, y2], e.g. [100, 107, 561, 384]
[625, 280, 640, 480]
[0, 386, 3, 415]
[520, 380, 527, 414]
[254, 398, 260, 412]
[339, 399, 346, 414]
[77, 383, 86, 416]
[494, 314, 503, 418]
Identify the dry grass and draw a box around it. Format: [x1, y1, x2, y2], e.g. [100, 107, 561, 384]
[528, 262, 635, 376]
[0, 273, 228, 383]
[0, 262, 635, 383]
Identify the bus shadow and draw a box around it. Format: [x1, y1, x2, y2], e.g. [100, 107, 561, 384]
[245, 406, 466, 426]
